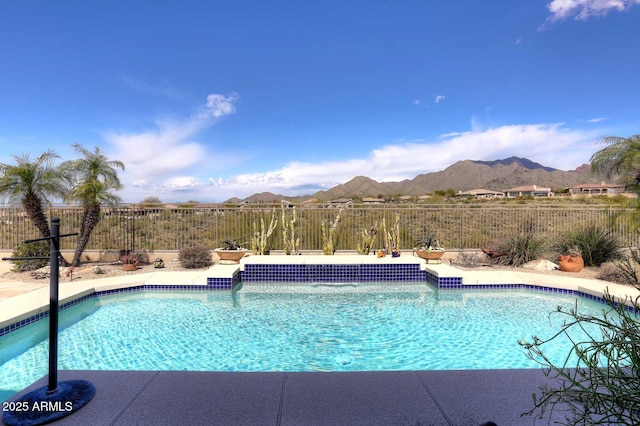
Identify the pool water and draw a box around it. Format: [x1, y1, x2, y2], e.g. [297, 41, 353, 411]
[0, 283, 608, 401]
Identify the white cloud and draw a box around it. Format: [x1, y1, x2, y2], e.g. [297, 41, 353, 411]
[587, 117, 607, 123]
[434, 95, 446, 104]
[545, 0, 640, 23]
[164, 176, 203, 190]
[198, 93, 239, 119]
[515, 37, 523, 44]
[438, 132, 463, 138]
[103, 93, 239, 200]
[107, 111, 602, 202]
[202, 123, 600, 201]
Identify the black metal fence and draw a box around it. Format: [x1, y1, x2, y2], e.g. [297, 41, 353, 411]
[1, 204, 638, 252]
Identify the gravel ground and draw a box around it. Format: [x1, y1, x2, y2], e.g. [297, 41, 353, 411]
[0, 251, 631, 285]
[0, 259, 204, 284]
[452, 262, 603, 280]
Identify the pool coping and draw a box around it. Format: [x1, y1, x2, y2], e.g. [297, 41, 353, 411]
[2, 255, 639, 336]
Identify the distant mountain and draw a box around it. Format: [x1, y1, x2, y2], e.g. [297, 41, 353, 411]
[242, 191, 291, 203]
[224, 197, 244, 204]
[226, 157, 602, 203]
[473, 156, 557, 172]
[311, 176, 392, 200]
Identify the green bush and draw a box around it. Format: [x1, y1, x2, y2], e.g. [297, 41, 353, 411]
[178, 246, 211, 269]
[10, 241, 50, 272]
[613, 248, 640, 285]
[519, 226, 640, 423]
[486, 232, 548, 267]
[554, 224, 623, 266]
[519, 290, 640, 424]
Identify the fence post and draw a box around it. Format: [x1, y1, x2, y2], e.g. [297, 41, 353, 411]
[459, 208, 464, 250]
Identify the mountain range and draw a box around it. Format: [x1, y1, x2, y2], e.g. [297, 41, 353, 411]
[226, 156, 603, 203]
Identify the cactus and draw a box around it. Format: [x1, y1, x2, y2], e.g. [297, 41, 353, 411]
[382, 213, 401, 254]
[356, 221, 379, 255]
[251, 208, 277, 255]
[321, 209, 343, 255]
[281, 205, 300, 255]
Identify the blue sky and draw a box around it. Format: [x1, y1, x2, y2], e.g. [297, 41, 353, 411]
[1, 1, 639, 202]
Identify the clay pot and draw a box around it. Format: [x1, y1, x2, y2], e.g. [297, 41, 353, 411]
[122, 262, 138, 271]
[414, 250, 445, 260]
[558, 255, 584, 272]
[215, 249, 247, 263]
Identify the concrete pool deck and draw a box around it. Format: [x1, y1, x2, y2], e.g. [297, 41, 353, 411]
[11, 368, 567, 425]
[2, 256, 639, 425]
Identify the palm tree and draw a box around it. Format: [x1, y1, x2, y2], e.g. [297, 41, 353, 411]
[63, 144, 125, 267]
[0, 150, 66, 238]
[590, 134, 640, 192]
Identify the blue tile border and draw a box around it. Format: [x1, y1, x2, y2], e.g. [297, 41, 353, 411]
[2, 265, 637, 337]
[207, 270, 241, 290]
[0, 311, 49, 337]
[241, 263, 425, 282]
[0, 274, 243, 337]
[419, 268, 639, 313]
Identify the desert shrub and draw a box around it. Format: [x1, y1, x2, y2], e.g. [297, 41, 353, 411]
[554, 224, 623, 266]
[10, 241, 50, 272]
[519, 290, 640, 424]
[519, 234, 640, 423]
[596, 261, 632, 284]
[178, 246, 211, 269]
[118, 250, 149, 264]
[485, 232, 548, 267]
[614, 248, 640, 286]
[454, 251, 487, 267]
[135, 250, 150, 264]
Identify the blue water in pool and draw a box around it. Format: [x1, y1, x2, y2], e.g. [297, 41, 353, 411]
[0, 282, 610, 401]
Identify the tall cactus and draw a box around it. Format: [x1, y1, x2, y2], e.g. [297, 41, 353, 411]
[356, 221, 379, 255]
[251, 208, 277, 255]
[382, 213, 401, 254]
[281, 205, 299, 255]
[321, 209, 343, 255]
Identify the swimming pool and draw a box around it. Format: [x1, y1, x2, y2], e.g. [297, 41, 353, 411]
[0, 282, 607, 401]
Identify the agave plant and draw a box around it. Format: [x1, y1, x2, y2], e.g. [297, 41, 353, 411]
[414, 235, 444, 252]
[219, 238, 245, 250]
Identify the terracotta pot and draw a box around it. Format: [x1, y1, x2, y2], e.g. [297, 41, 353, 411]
[414, 250, 445, 260]
[558, 255, 584, 272]
[215, 249, 247, 263]
[122, 263, 138, 271]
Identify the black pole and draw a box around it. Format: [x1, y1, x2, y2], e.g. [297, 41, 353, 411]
[2, 217, 95, 426]
[48, 217, 60, 392]
[132, 206, 136, 253]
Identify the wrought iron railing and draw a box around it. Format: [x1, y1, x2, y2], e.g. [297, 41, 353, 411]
[1, 203, 638, 252]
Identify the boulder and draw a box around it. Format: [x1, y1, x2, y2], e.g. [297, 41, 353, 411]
[522, 259, 559, 272]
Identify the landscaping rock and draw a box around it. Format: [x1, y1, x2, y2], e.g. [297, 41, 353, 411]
[522, 259, 559, 272]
